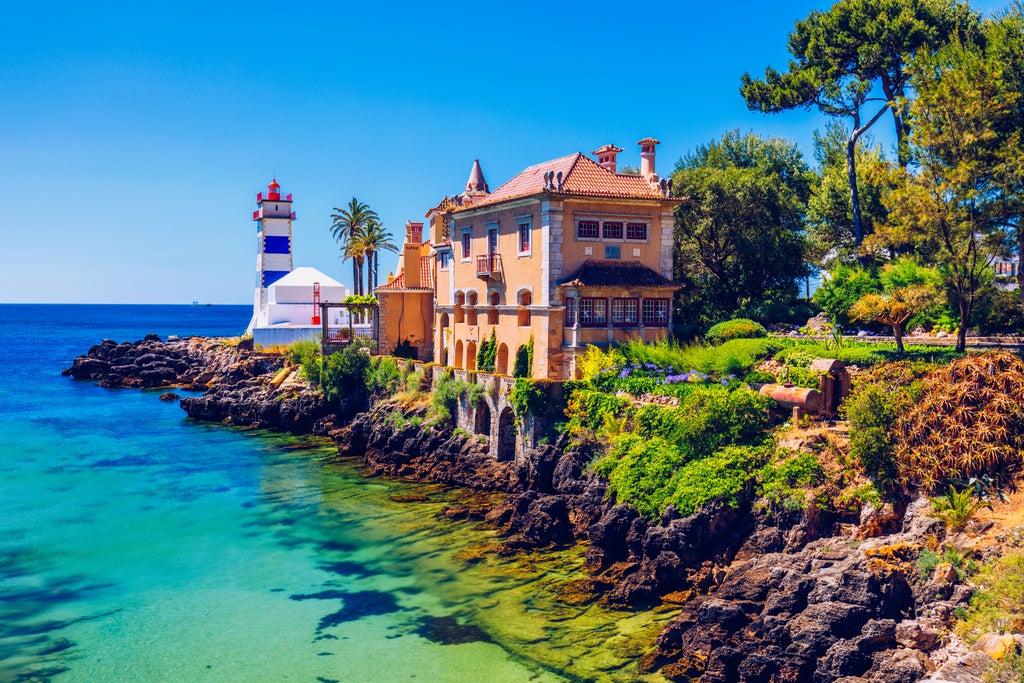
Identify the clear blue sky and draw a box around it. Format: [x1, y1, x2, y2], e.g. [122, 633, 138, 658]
[0, 0, 1009, 304]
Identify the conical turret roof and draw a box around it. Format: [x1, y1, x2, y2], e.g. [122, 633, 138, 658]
[465, 159, 489, 195]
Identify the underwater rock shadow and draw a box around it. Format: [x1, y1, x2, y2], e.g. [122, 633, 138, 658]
[413, 615, 493, 646]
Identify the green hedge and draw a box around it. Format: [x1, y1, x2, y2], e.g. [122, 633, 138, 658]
[706, 318, 768, 343]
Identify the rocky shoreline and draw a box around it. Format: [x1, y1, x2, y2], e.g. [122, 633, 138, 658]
[64, 337, 1017, 683]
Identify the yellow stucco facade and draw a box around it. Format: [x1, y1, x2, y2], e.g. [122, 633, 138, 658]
[380, 141, 683, 378]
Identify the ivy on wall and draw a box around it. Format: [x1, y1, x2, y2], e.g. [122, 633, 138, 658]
[512, 336, 534, 378]
[477, 329, 498, 373]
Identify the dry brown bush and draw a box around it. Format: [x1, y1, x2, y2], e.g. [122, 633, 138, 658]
[894, 351, 1024, 491]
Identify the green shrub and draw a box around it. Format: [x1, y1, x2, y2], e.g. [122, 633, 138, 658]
[430, 372, 463, 424]
[508, 378, 555, 421]
[365, 357, 404, 399]
[466, 382, 485, 408]
[318, 341, 373, 404]
[841, 362, 927, 491]
[405, 369, 426, 394]
[956, 550, 1024, 642]
[285, 339, 320, 367]
[706, 318, 768, 343]
[512, 337, 534, 378]
[666, 446, 768, 516]
[590, 387, 771, 518]
[477, 329, 498, 373]
[565, 390, 633, 445]
[758, 451, 823, 510]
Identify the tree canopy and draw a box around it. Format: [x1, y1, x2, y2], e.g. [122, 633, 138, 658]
[330, 198, 381, 296]
[870, 7, 1023, 351]
[741, 0, 979, 246]
[672, 131, 813, 332]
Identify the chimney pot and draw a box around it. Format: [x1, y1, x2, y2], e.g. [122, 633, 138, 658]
[592, 144, 624, 173]
[637, 137, 661, 180]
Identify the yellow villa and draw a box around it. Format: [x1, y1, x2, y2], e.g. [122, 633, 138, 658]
[376, 138, 683, 379]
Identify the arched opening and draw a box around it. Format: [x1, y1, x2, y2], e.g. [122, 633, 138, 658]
[474, 401, 491, 436]
[467, 291, 478, 326]
[497, 407, 516, 461]
[439, 312, 450, 365]
[487, 291, 499, 325]
[454, 340, 464, 369]
[495, 343, 509, 376]
[466, 341, 477, 372]
[518, 290, 532, 327]
[454, 292, 465, 324]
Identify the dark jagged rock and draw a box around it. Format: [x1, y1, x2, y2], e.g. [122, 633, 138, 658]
[63, 336, 258, 389]
[335, 402, 519, 491]
[64, 336, 330, 435]
[643, 501, 971, 683]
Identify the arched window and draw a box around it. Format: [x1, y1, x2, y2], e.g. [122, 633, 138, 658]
[467, 291, 478, 326]
[466, 341, 478, 371]
[518, 290, 532, 327]
[487, 290, 499, 325]
[454, 292, 465, 324]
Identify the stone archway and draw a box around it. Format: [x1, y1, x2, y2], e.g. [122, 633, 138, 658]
[475, 401, 491, 436]
[496, 407, 516, 461]
[454, 340, 464, 369]
[495, 343, 509, 376]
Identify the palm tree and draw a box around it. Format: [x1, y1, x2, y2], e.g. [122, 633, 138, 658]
[329, 198, 379, 296]
[357, 220, 399, 292]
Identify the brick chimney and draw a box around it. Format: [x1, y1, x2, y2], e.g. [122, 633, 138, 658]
[637, 137, 660, 181]
[592, 144, 623, 173]
[403, 221, 424, 287]
[406, 221, 423, 246]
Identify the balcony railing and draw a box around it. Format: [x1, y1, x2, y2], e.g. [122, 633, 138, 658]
[476, 253, 501, 277]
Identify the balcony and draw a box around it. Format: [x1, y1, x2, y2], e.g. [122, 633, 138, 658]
[476, 253, 501, 278]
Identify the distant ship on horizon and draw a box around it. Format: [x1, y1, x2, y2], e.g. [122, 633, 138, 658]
[191, 300, 212, 307]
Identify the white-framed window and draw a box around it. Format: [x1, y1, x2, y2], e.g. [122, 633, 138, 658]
[460, 229, 472, 261]
[439, 250, 452, 270]
[518, 220, 531, 254]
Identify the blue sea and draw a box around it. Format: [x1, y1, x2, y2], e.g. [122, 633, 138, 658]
[0, 305, 674, 682]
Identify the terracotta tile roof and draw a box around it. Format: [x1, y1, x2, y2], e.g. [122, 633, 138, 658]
[558, 260, 680, 289]
[454, 153, 677, 211]
[420, 255, 433, 290]
[563, 154, 664, 198]
[375, 272, 406, 291]
[374, 257, 434, 292]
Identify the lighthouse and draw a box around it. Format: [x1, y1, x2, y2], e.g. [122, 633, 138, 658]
[246, 179, 295, 334]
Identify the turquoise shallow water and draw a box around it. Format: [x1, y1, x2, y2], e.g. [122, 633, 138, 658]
[0, 305, 675, 682]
